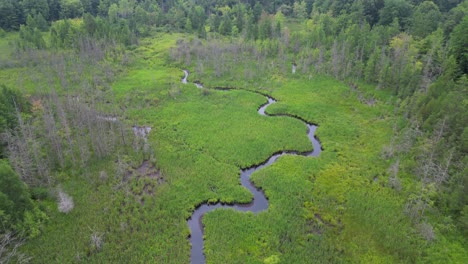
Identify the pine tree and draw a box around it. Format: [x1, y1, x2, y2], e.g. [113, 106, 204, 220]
[21, 0, 49, 20]
[0, 0, 22, 30]
[411, 1, 442, 38]
[450, 15, 468, 75]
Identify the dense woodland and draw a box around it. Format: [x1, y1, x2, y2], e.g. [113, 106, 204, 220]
[0, 0, 467, 263]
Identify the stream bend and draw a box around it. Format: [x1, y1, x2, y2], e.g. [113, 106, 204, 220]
[182, 70, 322, 263]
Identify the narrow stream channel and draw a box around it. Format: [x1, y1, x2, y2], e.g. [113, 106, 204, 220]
[182, 70, 322, 263]
[182, 70, 189, 84]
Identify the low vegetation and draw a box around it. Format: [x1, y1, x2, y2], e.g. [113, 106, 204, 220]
[0, 0, 466, 263]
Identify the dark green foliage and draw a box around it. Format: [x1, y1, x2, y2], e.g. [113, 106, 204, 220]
[80, 0, 100, 16]
[331, 0, 355, 15]
[361, 0, 385, 26]
[0, 85, 30, 158]
[83, 12, 97, 36]
[47, 0, 61, 21]
[415, 72, 468, 221]
[233, 4, 245, 32]
[21, 0, 50, 20]
[18, 24, 47, 49]
[218, 14, 232, 36]
[379, 0, 413, 30]
[434, 0, 464, 12]
[0, 160, 33, 231]
[450, 15, 468, 74]
[253, 2, 263, 22]
[60, 0, 84, 19]
[0, 85, 30, 131]
[0, 0, 23, 30]
[410, 1, 442, 38]
[49, 19, 77, 48]
[26, 13, 49, 31]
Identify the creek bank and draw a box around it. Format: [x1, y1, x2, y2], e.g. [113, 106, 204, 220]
[182, 70, 322, 264]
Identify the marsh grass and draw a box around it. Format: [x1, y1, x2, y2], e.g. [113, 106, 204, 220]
[12, 32, 463, 263]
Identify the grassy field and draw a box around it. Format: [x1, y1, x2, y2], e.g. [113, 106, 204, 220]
[1, 31, 465, 263]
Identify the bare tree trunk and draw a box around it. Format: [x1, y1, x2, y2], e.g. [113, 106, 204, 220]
[0, 232, 32, 264]
[331, 40, 340, 78]
[42, 102, 64, 167]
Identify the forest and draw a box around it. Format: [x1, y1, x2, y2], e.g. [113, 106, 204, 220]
[0, 0, 467, 263]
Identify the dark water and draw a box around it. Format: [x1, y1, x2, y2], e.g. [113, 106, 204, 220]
[185, 84, 322, 263]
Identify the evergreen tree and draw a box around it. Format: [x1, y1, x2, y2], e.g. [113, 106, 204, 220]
[411, 1, 442, 38]
[47, 0, 61, 21]
[185, 18, 192, 33]
[379, 0, 413, 30]
[0, 0, 22, 30]
[189, 5, 206, 32]
[83, 13, 97, 36]
[233, 4, 245, 33]
[253, 2, 262, 23]
[0, 160, 33, 232]
[21, 0, 49, 20]
[197, 23, 207, 39]
[450, 15, 468, 74]
[293, 0, 307, 19]
[26, 13, 49, 32]
[361, 0, 385, 26]
[218, 15, 232, 36]
[60, 0, 84, 19]
[0, 86, 31, 158]
[80, 0, 100, 15]
[107, 3, 119, 24]
[19, 24, 47, 49]
[211, 13, 221, 33]
[258, 12, 272, 40]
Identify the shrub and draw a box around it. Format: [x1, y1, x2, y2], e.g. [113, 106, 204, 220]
[57, 190, 74, 214]
[90, 232, 103, 252]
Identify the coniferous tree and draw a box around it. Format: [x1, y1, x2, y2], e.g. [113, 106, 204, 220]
[450, 15, 468, 74]
[47, 0, 61, 21]
[293, 0, 307, 19]
[21, 0, 50, 20]
[0, 0, 22, 30]
[379, 0, 413, 30]
[60, 0, 84, 19]
[0, 160, 33, 232]
[411, 1, 442, 38]
[253, 2, 262, 23]
[218, 14, 232, 36]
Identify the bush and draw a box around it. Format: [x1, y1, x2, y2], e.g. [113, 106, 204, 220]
[0, 160, 33, 231]
[57, 190, 74, 214]
[30, 187, 49, 200]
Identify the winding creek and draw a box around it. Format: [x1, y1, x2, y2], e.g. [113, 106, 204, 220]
[182, 70, 322, 263]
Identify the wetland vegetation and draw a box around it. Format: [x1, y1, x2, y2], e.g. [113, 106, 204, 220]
[0, 0, 467, 263]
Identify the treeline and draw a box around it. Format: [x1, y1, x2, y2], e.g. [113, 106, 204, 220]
[1, 1, 465, 39]
[4, 0, 467, 57]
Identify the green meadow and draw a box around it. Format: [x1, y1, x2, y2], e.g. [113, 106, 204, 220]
[1, 30, 465, 263]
